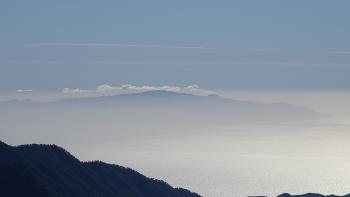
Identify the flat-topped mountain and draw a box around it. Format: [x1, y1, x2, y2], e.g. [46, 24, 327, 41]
[46, 90, 228, 104]
[0, 141, 201, 197]
[2, 90, 328, 122]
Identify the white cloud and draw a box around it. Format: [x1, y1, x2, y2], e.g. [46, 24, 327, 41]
[185, 84, 200, 89]
[9, 84, 216, 102]
[183, 85, 217, 95]
[62, 88, 89, 94]
[120, 84, 181, 92]
[61, 84, 217, 98]
[96, 84, 121, 92]
[17, 89, 33, 93]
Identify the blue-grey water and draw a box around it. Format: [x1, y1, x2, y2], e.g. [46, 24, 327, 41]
[1, 91, 350, 197]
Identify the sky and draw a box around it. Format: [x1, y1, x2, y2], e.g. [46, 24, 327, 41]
[1, 0, 350, 91]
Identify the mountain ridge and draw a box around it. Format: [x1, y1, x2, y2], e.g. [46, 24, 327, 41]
[1, 141, 350, 197]
[0, 141, 202, 197]
[277, 193, 350, 197]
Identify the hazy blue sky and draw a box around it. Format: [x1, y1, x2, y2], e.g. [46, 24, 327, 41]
[1, 1, 350, 91]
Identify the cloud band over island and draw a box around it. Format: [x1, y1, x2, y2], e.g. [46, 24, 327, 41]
[62, 84, 217, 97]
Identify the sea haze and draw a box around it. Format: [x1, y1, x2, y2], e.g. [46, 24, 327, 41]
[1, 90, 350, 197]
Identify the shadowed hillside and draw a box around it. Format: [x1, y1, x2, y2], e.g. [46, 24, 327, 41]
[0, 141, 201, 197]
[277, 193, 350, 197]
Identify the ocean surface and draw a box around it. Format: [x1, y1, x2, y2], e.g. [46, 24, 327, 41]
[79, 91, 350, 197]
[1, 91, 350, 197]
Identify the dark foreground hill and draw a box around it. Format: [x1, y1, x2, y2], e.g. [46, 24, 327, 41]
[0, 141, 201, 197]
[2, 141, 349, 197]
[277, 193, 350, 197]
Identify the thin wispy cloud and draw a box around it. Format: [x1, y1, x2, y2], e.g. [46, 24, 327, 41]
[1, 60, 329, 67]
[329, 51, 350, 55]
[32, 42, 265, 51]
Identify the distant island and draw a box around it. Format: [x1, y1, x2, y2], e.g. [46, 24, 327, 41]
[1, 140, 348, 197]
[1, 90, 329, 123]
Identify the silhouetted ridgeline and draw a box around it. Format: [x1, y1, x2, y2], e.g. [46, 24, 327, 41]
[277, 193, 350, 197]
[1, 141, 349, 197]
[0, 141, 201, 197]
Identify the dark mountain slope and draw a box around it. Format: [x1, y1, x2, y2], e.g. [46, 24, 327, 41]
[0, 164, 49, 197]
[0, 141, 201, 197]
[278, 193, 350, 197]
